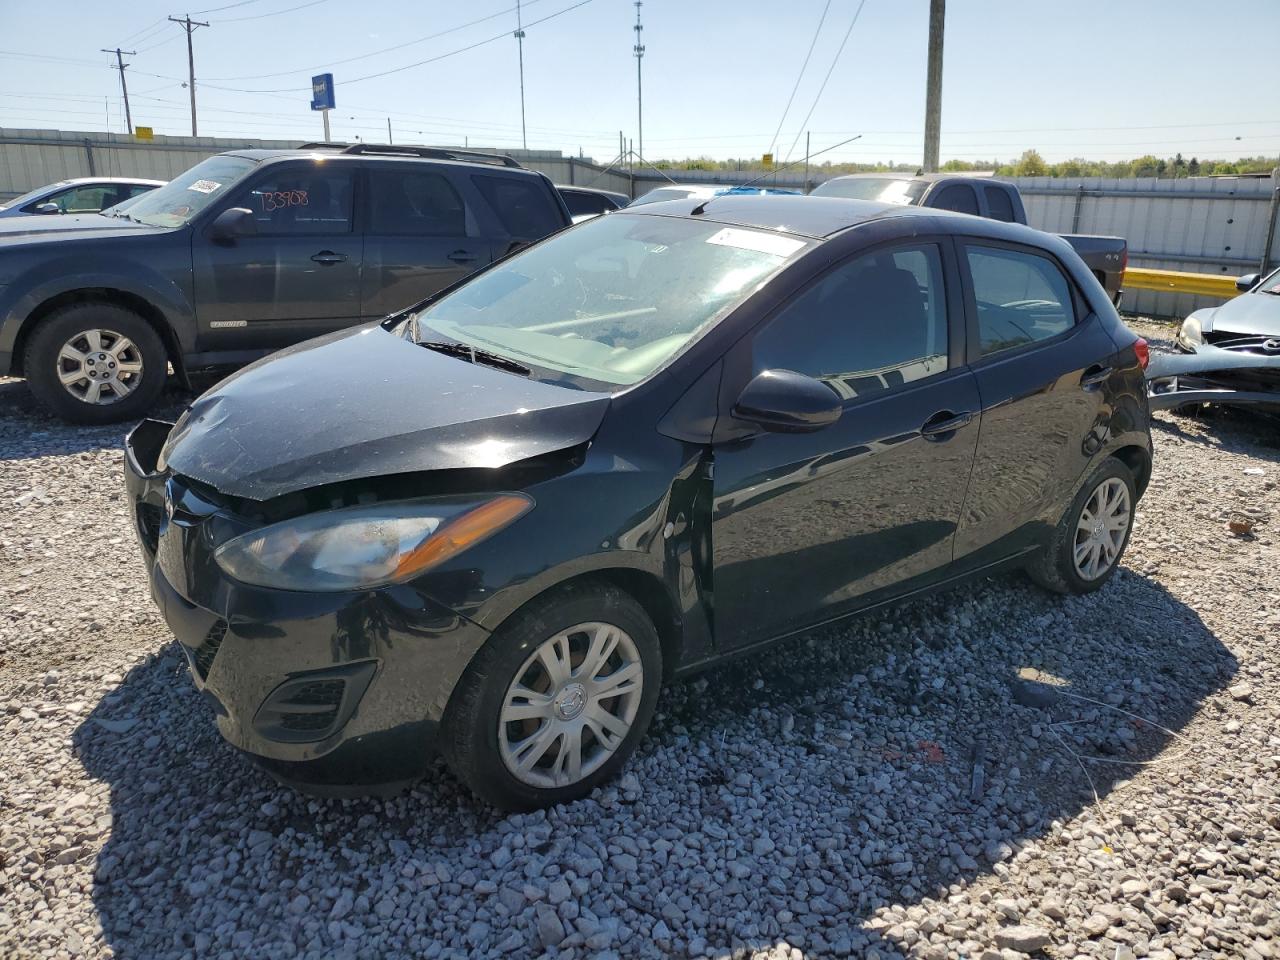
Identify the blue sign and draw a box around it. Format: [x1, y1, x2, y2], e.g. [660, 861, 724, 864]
[311, 73, 335, 111]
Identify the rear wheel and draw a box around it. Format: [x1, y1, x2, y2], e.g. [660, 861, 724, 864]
[441, 580, 662, 811]
[1027, 457, 1136, 595]
[24, 302, 168, 424]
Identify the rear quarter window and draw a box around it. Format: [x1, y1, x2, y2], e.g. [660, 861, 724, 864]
[983, 186, 1017, 223]
[473, 174, 564, 239]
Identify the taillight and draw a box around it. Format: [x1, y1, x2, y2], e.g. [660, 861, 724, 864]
[1134, 337, 1149, 370]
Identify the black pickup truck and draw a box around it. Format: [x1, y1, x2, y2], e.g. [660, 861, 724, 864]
[812, 174, 1127, 304]
[0, 143, 572, 423]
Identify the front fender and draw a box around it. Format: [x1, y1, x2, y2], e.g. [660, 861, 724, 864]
[0, 246, 195, 372]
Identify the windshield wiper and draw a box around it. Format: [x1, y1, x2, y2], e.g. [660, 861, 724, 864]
[417, 340, 532, 376]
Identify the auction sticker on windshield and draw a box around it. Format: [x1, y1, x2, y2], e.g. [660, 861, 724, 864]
[705, 226, 806, 258]
[188, 179, 222, 194]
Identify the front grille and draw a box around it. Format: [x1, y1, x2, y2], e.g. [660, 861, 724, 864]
[286, 679, 345, 706]
[191, 620, 227, 680]
[279, 710, 341, 732]
[1203, 331, 1280, 355]
[137, 502, 163, 552]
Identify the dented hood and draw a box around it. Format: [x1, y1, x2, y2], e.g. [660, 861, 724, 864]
[162, 325, 611, 500]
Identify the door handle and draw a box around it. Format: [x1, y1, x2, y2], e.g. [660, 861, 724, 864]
[1080, 365, 1113, 388]
[310, 251, 347, 264]
[447, 250, 478, 264]
[920, 410, 974, 440]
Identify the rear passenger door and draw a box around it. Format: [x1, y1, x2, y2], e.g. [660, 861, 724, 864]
[953, 241, 1119, 566]
[360, 164, 488, 318]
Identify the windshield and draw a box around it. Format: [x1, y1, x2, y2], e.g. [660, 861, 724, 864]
[411, 213, 809, 388]
[811, 177, 926, 204]
[124, 155, 257, 227]
[1258, 265, 1280, 295]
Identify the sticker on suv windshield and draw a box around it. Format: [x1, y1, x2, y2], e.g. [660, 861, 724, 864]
[188, 179, 222, 194]
[706, 227, 805, 258]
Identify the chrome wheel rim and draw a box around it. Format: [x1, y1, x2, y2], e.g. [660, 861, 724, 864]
[56, 328, 143, 405]
[499, 621, 643, 789]
[1073, 477, 1130, 580]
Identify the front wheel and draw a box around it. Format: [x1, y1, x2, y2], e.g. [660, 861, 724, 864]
[24, 302, 169, 424]
[441, 580, 663, 811]
[1027, 457, 1136, 595]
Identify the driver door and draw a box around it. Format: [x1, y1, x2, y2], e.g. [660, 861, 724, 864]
[192, 163, 362, 350]
[710, 240, 982, 650]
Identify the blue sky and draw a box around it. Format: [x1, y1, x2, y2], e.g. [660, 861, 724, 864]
[2, 0, 1277, 167]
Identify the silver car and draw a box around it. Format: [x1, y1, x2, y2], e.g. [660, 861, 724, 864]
[0, 177, 165, 218]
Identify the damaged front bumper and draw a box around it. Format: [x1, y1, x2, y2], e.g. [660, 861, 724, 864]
[1145, 346, 1280, 412]
[123, 419, 492, 792]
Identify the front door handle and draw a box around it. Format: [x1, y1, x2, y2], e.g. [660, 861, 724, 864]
[447, 250, 478, 264]
[1080, 365, 1113, 388]
[310, 251, 347, 264]
[920, 410, 974, 440]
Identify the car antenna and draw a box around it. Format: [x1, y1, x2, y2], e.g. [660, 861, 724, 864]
[690, 134, 863, 215]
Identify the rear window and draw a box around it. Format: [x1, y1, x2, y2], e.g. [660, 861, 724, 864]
[810, 178, 927, 204]
[984, 186, 1017, 222]
[562, 191, 611, 217]
[472, 174, 563, 239]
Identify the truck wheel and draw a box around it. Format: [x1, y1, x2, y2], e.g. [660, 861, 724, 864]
[24, 303, 169, 424]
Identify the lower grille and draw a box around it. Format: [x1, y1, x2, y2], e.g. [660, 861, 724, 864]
[252, 662, 377, 744]
[191, 620, 227, 680]
[137, 502, 163, 552]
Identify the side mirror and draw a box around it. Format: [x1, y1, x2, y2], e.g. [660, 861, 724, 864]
[732, 369, 842, 433]
[208, 207, 256, 243]
[34, 202, 60, 215]
[1235, 273, 1259, 293]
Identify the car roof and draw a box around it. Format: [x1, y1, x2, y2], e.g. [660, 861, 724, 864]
[618, 193, 1055, 245]
[223, 148, 539, 174]
[40, 177, 166, 187]
[821, 172, 999, 186]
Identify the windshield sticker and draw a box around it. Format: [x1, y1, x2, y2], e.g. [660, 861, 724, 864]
[188, 179, 223, 194]
[706, 227, 805, 258]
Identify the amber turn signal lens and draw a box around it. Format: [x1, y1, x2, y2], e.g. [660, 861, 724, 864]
[392, 494, 532, 580]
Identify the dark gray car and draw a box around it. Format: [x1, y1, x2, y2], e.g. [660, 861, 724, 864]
[0, 144, 571, 423]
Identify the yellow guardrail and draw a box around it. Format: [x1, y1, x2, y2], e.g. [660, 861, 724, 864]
[1123, 267, 1241, 300]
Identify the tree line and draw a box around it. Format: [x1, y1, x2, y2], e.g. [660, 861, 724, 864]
[653, 150, 1277, 178]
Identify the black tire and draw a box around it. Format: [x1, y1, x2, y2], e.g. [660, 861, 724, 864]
[441, 579, 663, 811]
[1026, 456, 1137, 595]
[24, 302, 168, 424]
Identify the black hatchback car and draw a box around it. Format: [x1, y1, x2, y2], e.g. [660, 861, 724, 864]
[125, 195, 1152, 810]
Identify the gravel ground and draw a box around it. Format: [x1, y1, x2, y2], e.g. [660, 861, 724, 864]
[2, 324, 1279, 960]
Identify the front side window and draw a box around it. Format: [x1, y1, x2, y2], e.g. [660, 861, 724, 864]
[234, 168, 354, 235]
[752, 244, 949, 401]
[44, 184, 115, 213]
[966, 245, 1076, 356]
[931, 184, 979, 215]
[413, 213, 809, 388]
[125, 155, 257, 228]
[472, 174, 562, 238]
[368, 168, 466, 236]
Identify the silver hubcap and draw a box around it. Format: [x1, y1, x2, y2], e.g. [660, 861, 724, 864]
[56, 328, 143, 405]
[499, 622, 643, 789]
[1073, 477, 1130, 580]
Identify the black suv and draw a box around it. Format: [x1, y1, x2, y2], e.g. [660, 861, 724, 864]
[0, 143, 572, 423]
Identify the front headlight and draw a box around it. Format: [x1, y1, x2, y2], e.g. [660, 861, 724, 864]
[1177, 315, 1203, 350]
[214, 494, 532, 591]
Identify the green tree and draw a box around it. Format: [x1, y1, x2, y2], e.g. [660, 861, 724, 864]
[1013, 149, 1048, 177]
[1188, 156, 1200, 176]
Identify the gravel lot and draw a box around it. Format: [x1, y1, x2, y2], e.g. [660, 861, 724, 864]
[2, 322, 1278, 960]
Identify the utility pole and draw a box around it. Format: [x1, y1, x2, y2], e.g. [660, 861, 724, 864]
[514, 0, 527, 149]
[633, 1, 645, 166]
[102, 48, 136, 134]
[386, 118, 393, 144]
[804, 131, 811, 194]
[922, 0, 944, 172]
[169, 15, 209, 137]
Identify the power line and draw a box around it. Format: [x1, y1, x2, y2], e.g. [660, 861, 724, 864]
[203, 1, 546, 81]
[205, 0, 595, 92]
[767, 0, 831, 160]
[217, 0, 333, 23]
[783, 0, 867, 163]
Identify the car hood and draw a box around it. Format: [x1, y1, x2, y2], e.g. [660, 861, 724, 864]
[161, 325, 612, 500]
[1201, 292, 1280, 336]
[0, 213, 167, 245]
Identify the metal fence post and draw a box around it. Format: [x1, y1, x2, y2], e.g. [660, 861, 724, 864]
[82, 138, 96, 176]
[1260, 167, 1279, 274]
[1070, 184, 1085, 234]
